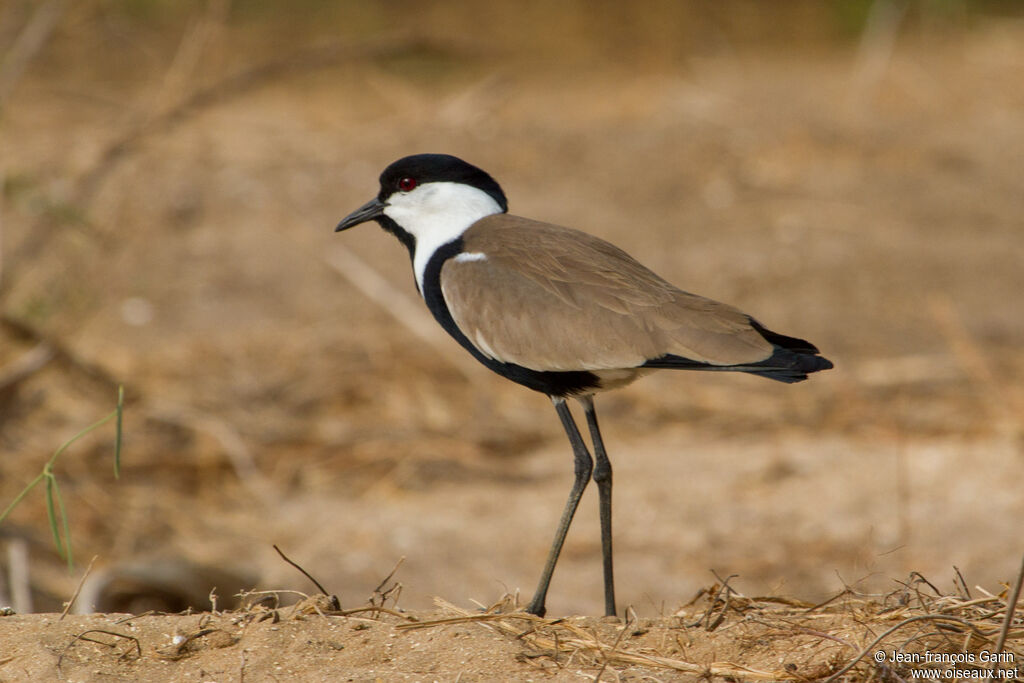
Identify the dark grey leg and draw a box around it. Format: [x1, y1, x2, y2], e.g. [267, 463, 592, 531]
[579, 395, 616, 617]
[525, 396, 593, 617]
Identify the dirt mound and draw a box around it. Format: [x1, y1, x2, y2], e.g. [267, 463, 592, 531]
[2, 577, 1021, 682]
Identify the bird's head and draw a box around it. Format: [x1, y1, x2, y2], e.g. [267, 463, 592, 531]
[335, 154, 508, 254]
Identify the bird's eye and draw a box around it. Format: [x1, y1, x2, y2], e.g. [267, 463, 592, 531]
[398, 177, 417, 192]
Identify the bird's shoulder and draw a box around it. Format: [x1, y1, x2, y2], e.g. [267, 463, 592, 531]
[455, 215, 672, 305]
[436, 214, 772, 369]
[451, 214, 745, 326]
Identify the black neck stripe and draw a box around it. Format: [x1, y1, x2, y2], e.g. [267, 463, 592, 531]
[375, 215, 415, 257]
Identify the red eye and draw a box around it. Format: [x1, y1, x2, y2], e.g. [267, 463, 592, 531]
[398, 177, 417, 192]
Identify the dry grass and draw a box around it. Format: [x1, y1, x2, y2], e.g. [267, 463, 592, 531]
[7, 566, 1019, 681]
[389, 570, 1024, 680]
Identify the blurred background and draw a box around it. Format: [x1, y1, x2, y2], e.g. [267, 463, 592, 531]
[1, 0, 1022, 617]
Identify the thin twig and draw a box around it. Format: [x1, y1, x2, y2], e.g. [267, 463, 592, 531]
[397, 611, 543, 631]
[57, 629, 141, 678]
[805, 588, 855, 613]
[144, 0, 231, 121]
[0, 0, 66, 107]
[824, 614, 996, 683]
[594, 610, 633, 682]
[690, 573, 738, 630]
[936, 595, 1000, 613]
[953, 566, 972, 600]
[990, 553, 1024, 672]
[113, 611, 155, 624]
[322, 246, 483, 382]
[0, 314, 121, 392]
[271, 544, 339, 610]
[144, 401, 274, 498]
[60, 554, 98, 620]
[747, 617, 857, 651]
[902, 571, 942, 599]
[238, 588, 310, 603]
[0, 343, 54, 394]
[372, 556, 405, 598]
[333, 605, 414, 621]
[431, 597, 783, 679]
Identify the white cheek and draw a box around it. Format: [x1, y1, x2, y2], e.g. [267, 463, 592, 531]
[383, 186, 440, 225]
[383, 182, 503, 293]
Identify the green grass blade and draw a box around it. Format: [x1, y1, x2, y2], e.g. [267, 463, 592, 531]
[0, 387, 124, 570]
[114, 385, 124, 479]
[44, 474, 65, 562]
[48, 411, 116, 468]
[0, 472, 45, 525]
[51, 476, 74, 569]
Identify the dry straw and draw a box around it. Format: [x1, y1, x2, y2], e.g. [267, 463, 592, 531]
[384, 568, 1024, 681]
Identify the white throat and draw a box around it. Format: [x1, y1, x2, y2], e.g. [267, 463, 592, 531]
[382, 181, 503, 292]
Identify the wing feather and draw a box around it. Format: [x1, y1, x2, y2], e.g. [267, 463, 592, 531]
[440, 215, 773, 372]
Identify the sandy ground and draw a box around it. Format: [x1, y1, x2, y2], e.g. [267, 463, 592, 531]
[1, 591, 1020, 681]
[2, 3, 1023, 680]
[0, 608, 902, 681]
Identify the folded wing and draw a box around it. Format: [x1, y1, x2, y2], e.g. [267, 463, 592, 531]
[440, 215, 777, 373]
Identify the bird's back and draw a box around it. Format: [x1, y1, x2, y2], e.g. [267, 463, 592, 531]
[442, 215, 791, 373]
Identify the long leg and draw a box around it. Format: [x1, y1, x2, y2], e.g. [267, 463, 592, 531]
[526, 396, 593, 617]
[579, 395, 616, 617]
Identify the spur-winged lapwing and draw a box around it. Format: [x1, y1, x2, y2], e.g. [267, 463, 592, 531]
[335, 153, 833, 617]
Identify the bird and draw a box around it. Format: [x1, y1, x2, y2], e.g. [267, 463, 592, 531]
[334, 153, 833, 618]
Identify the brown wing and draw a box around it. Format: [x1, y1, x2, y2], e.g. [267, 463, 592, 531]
[439, 215, 774, 372]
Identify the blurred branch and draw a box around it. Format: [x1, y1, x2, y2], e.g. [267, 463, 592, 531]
[2, 313, 277, 498]
[0, 28, 449, 301]
[0, 164, 5, 290]
[0, 2, 232, 402]
[0, 16, 479, 467]
[0, 342, 54, 395]
[847, 0, 908, 113]
[0, 0, 65, 292]
[146, 0, 231, 121]
[142, 401, 278, 500]
[5, 536, 32, 613]
[0, 0, 231, 289]
[0, 0, 65, 109]
[0, 313, 120, 393]
[323, 245, 485, 384]
[75, 31, 437, 207]
[0, 11, 481, 384]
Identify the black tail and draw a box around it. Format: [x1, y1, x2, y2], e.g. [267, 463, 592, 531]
[742, 319, 833, 383]
[641, 318, 833, 384]
[740, 346, 834, 383]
